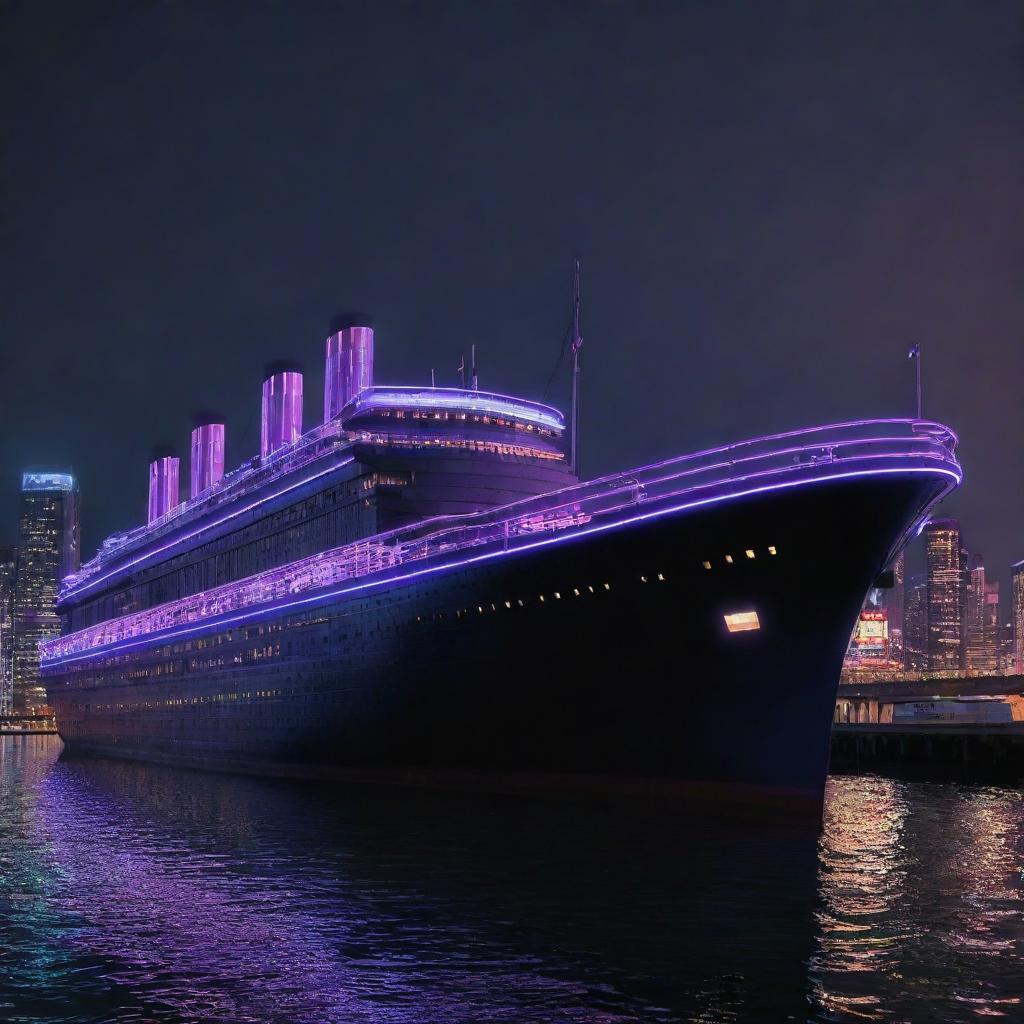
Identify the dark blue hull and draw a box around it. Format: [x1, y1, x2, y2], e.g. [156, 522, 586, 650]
[48, 471, 946, 810]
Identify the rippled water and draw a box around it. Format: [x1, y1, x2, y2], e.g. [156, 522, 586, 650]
[0, 737, 1021, 1023]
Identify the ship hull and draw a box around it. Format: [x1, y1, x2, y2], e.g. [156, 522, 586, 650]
[47, 472, 945, 811]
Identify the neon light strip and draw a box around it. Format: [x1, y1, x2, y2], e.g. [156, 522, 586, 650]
[42, 463, 960, 668]
[59, 419, 956, 604]
[64, 421, 350, 584]
[59, 457, 354, 603]
[345, 388, 565, 431]
[364, 385, 565, 422]
[46, 432, 958, 659]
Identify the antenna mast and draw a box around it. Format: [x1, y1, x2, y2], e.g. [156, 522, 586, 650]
[570, 259, 583, 476]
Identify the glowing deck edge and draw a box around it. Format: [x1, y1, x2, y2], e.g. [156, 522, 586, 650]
[41, 454, 960, 669]
[342, 387, 566, 431]
[59, 418, 955, 606]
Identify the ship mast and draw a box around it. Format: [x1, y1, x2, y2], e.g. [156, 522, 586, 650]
[570, 259, 583, 476]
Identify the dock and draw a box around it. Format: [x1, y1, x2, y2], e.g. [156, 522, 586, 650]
[831, 675, 1024, 783]
[0, 714, 59, 736]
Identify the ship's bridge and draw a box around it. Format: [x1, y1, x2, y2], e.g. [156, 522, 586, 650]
[340, 387, 566, 460]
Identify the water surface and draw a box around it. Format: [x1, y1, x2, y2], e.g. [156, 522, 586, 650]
[1, 736, 1021, 1022]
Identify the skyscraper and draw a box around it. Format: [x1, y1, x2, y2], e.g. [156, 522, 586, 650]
[886, 550, 905, 669]
[1013, 559, 1024, 676]
[0, 546, 16, 716]
[925, 518, 967, 674]
[12, 472, 79, 714]
[965, 554, 1000, 675]
[903, 573, 928, 672]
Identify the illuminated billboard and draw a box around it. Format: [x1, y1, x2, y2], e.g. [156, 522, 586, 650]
[22, 472, 75, 492]
[848, 609, 889, 664]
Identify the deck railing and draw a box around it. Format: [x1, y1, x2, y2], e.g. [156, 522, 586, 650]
[42, 419, 960, 667]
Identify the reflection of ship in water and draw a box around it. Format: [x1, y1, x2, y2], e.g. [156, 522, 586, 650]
[5, 738, 1022, 1022]
[32, 739, 822, 1022]
[41, 298, 961, 808]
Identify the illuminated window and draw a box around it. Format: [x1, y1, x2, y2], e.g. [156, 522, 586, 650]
[768, 545, 777, 555]
[724, 611, 760, 633]
[745, 549, 755, 559]
[657, 573, 665, 581]
[554, 592, 561, 599]
[725, 555, 734, 564]
[702, 561, 712, 570]
[603, 582, 611, 590]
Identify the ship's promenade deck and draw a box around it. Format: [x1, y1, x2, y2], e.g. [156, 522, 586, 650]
[42, 419, 960, 669]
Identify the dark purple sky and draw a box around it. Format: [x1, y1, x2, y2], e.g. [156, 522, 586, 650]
[1, 1, 1021, 583]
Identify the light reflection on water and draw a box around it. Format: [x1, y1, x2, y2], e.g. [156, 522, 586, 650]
[0, 735, 1021, 1023]
[814, 774, 1023, 1020]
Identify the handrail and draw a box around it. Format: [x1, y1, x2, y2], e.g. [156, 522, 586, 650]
[41, 418, 960, 666]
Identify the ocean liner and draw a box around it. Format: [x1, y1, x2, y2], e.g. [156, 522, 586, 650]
[41, 302, 961, 808]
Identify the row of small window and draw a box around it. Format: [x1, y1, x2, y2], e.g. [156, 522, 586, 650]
[372, 409, 555, 437]
[360, 472, 412, 491]
[702, 545, 778, 570]
[80, 688, 286, 713]
[429, 582, 614, 622]
[62, 552, 767, 679]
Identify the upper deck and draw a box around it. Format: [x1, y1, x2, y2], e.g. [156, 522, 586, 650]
[41, 419, 960, 669]
[59, 388, 570, 609]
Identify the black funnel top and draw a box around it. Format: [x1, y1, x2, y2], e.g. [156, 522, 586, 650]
[329, 312, 374, 334]
[263, 360, 303, 379]
[192, 410, 224, 429]
[149, 443, 177, 461]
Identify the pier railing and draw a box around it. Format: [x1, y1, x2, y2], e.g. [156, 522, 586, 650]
[41, 419, 960, 666]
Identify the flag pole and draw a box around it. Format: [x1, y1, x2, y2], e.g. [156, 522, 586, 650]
[908, 345, 922, 419]
[570, 259, 583, 476]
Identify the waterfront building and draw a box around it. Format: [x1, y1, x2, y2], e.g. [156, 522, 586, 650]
[903, 574, 927, 672]
[886, 550, 905, 668]
[842, 605, 892, 679]
[925, 519, 967, 673]
[0, 546, 16, 716]
[965, 555, 1001, 675]
[13, 472, 79, 714]
[1014, 560, 1024, 675]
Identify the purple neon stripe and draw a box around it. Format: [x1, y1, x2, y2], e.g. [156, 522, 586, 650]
[60, 457, 355, 603]
[59, 419, 957, 605]
[45, 436, 959, 662]
[362, 385, 566, 424]
[50, 430, 959, 652]
[42, 463, 959, 669]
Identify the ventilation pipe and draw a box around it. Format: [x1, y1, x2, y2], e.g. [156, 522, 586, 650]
[324, 313, 374, 422]
[147, 446, 180, 524]
[190, 413, 225, 497]
[261, 362, 303, 458]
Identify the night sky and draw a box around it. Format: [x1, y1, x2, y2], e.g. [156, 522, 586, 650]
[1, 1, 1021, 583]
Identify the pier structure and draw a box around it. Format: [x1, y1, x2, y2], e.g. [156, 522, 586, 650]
[831, 675, 1024, 781]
